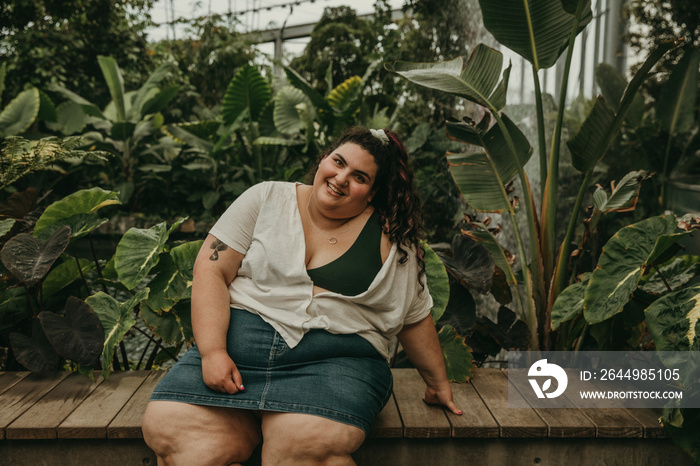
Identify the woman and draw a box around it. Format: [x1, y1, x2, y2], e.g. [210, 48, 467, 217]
[143, 127, 462, 465]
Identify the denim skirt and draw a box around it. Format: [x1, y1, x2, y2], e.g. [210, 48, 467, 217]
[150, 308, 393, 433]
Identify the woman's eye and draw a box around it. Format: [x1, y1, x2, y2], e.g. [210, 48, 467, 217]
[355, 174, 366, 183]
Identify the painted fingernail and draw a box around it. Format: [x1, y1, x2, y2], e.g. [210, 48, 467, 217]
[457, 410, 463, 415]
[240, 385, 245, 390]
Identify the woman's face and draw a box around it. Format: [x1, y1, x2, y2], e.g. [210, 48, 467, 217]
[312, 142, 379, 219]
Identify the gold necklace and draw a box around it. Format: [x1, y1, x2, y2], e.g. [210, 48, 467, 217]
[305, 192, 352, 245]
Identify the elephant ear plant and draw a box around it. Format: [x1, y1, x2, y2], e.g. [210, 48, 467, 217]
[0, 187, 199, 379]
[388, 0, 681, 351]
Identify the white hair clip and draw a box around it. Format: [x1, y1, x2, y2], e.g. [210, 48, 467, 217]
[370, 128, 390, 145]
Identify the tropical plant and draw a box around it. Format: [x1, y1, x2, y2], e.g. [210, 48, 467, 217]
[161, 63, 309, 215]
[48, 56, 180, 207]
[0, 0, 155, 107]
[387, 0, 680, 351]
[0, 186, 199, 379]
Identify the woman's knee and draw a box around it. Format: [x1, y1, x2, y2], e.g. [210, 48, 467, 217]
[143, 401, 262, 465]
[261, 413, 365, 465]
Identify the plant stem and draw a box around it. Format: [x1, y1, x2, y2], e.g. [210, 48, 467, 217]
[120, 341, 129, 371]
[137, 338, 152, 370]
[540, 0, 586, 289]
[490, 111, 542, 349]
[554, 172, 593, 298]
[145, 338, 163, 370]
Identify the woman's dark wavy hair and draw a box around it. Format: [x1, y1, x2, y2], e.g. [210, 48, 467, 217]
[307, 126, 426, 291]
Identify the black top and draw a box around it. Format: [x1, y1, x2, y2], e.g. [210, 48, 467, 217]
[306, 210, 383, 296]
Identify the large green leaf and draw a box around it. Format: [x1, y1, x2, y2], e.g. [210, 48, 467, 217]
[98, 55, 126, 122]
[387, 44, 510, 111]
[479, 0, 592, 70]
[644, 286, 700, 351]
[0, 87, 40, 137]
[283, 66, 333, 117]
[645, 286, 700, 385]
[583, 215, 689, 324]
[129, 62, 175, 120]
[423, 242, 449, 323]
[39, 297, 104, 366]
[34, 187, 120, 240]
[114, 221, 171, 290]
[551, 274, 590, 330]
[437, 324, 474, 382]
[446, 114, 532, 212]
[568, 40, 678, 173]
[641, 256, 700, 294]
[142, 253, 189, 314]
[657, 47, 700, 135]
[222, 64, 271, 125]
[86, 289, 148, 378]
[0, 226, 71, 287]
[274, 87, 315, 135]
[170, 240, 203, 282]
[47, 83, 105, 119]
[140, 304, 191, 345]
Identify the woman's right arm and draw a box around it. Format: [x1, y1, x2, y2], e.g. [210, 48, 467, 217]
[191, 233, 246, 394]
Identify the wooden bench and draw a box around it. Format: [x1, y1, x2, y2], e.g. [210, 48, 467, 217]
[0, 368, 693, 465]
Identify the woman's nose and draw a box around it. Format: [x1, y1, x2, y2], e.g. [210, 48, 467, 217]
[335, 169, 350, 186]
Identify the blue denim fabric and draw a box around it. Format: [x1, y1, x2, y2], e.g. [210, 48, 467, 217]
[150, 308, 393, 433]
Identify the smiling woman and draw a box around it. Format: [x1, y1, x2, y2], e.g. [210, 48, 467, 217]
[141, 126, 461, 466]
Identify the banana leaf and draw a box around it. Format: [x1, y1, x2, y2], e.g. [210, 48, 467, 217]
[479, 0, 592, 70]
[387, 44, 510, 111]
[98, 56, 127, 122]
[446, 114, 532, 212]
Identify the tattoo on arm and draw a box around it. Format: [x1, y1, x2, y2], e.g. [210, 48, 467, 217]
[209, 239, 228, 261]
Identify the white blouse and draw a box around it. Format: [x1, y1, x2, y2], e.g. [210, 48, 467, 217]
[209, 181, 433, 361]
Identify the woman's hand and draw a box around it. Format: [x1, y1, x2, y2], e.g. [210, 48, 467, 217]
[423, 383, 462, 415]
[201, 349, 245, 394]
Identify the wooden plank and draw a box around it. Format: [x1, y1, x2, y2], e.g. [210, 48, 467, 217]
[571, 376, 644, 438]
[0, 372, 70, 440]
[108, 370, 166, 439]
[624, 408, 666, 439]
[368, 394, 403, 438]
[58, 371, 151, 439]
[505, 369, 596, 438]
[390, 368, 451, 438]
[447, 379, 499, 438]
[0, 372, 30, 396]
[6, 372, 102, 439]
[470, 369, 547, 438]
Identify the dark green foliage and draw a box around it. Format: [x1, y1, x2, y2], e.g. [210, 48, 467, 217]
[0, 0, 155, 109]
[39, 297, 104, 366]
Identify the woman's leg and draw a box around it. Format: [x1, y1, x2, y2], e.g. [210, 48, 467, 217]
[259, 412, 365, 466]
[143, 400, 262, 466]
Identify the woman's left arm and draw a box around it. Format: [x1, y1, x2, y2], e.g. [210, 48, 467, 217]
[397, 315, 463, 415]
